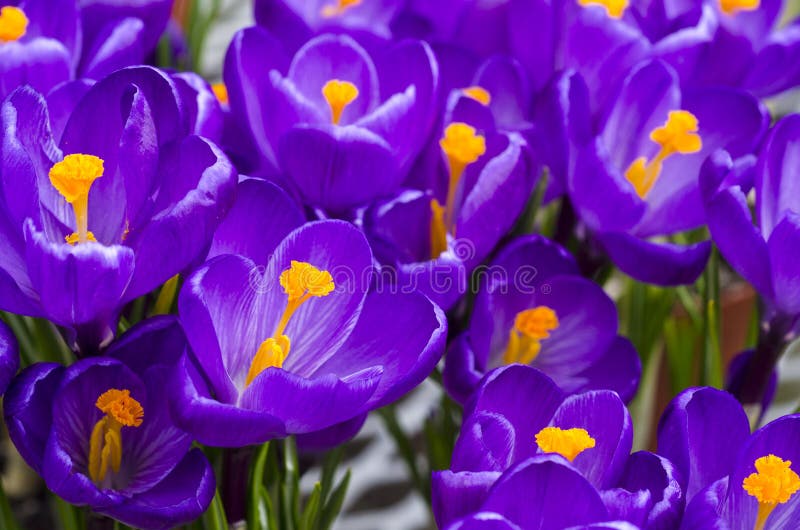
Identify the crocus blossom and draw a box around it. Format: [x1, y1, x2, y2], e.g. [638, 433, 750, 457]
[0, 66, 236, 352]
[171, 179, 446, 447]
[443, 235, 640, 403]
[3, 316, 215, 530]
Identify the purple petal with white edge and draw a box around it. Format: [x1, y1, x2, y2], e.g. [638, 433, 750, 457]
[767, 212, 800, 316]
[600, 488, 653, 529]
[79, 0, 173, 57]
[4, 363, 64, 472]
[597, 232, 711, 286]
[0, 39, 71, 102]
[363, 189, 434, 264]
[209, 178, 305, 264]
[481, 455, 610, 528]
[100, 448, 215, 530]
[46, 80, 94, 144]
[171, 72, 224, 141]
[124, 136, 237, 300]
[574, 337, 641, 404]
[240, 366, 382, 435]
[725, 415, 800, 530]
[453, 411, 518, 473]
[473, 56, 531, 133]
[680, 477, 728, 530]
[657, 387, 750, 502]
[80, 18, 146, 80]
[446, 512, 521, 530]
[278, 125, 399, 212]
[24, 220, 134, 330]
[548, 391, 632, 490]
[615, 451, 683, 530]
[106, 315, 186, 378]
[431, 470, 501, 529]
[313, 290, 446, 409]
[757, 115, 800, 240]
[744, 25, 800, 97]
[455, 365, 564, 470]
[169, 354, 286, 447]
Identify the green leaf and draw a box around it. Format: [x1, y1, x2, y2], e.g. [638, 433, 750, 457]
[0, 480, 19, 530]
[201, 489, 228, 530]
[319, 447, 344, 502]
[248, 442, 270, 530]
[702, 246, 723, 388]
[378, 406, 425, 495]
[300, 483, 322, 530]
[319, 470, 350, 530]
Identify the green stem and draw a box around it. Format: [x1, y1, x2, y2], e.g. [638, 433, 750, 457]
[702, 246, 723, 388]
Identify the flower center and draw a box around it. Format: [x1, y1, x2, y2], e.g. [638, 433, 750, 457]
[321, 0, 362, 17]
[462, 86, 492, 106]
[88, 389, 143, 485]
[743, 455, 800, 530]
[577, 0, 628, 18]
[49, 154, 105, 245]
[624, 110, 701, 199]
[430, 123, 486, 258]
[322, 79, 359, 125]
[245, 261, 335, 386]
[212, 83, 228, 105]
[720, 0, 759, 15]
[503, 307, 559, 365]
[535, 426, 596, 462]
[0, 6, 27, 43]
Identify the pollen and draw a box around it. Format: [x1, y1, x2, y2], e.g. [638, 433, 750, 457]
[536, 426, 596, 462]
[95, 389, 144, 427]
[743, 455, 800, 530]
[212, 83, 229, 105]
[577, 0, 628, 18]
[322, 79, 359, 125]
[625, 110, 701, 199]
[321, 0, 362, 17]
[280, 261, 335, 301]
[720, 0, 759, 15]
[0, 6, 28, 42]
[89, 388, 143, 484]
[504, 307, 558, 365]
[440, 123, 486, 169]
[462, 86, 491, 106]
[50, 154, 104, 245]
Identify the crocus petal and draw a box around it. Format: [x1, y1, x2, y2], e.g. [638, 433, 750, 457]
[443, 333, 484, 405]
[313, 290, 447, 409]
[597, 232, 711, 286]
[208, 178, 306, 264]
[657, 387, 750, 502]
[454, 411, 518, 473]
[0, 319, 18, 396]
[79, 0, 173, 57]
[446, 512, 521, 530]
[105, 315, 187, 377]
[0, 39, 71, 101]
[481, 456, 610, 528]
[4, 362, 64, 472]
[615, 451, 683, 530]
[767, 212, 800, 316]
[573, 337, 641, 404]
[295, 413, 368, 451]
[80, 18, 146, 80]
[99, 448, 214, 530]
[432, 470, 501, 528]
[757, 115, 800, 240]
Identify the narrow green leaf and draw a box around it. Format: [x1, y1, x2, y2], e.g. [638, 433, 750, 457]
[262, 485, 279, 530]
[319, 446, 343, 502]
[152, 274, 181, 316]
[300, 483, 322, 530]
[248, 442, 270, 530]
[378, 406, 425, 495]
[319, 470, 350, 530]
[702, 246, 724, 388]
[0, 480, 19, 530]
[282, 437, 300, 529]
[202, 489, 227, 530]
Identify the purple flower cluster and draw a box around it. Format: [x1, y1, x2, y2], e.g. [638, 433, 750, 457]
[0, 0, 799, 528]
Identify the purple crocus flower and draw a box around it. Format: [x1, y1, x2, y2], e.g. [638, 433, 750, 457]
[566, 58, 767, 285]
[0, 319, 19, 396]
[0, 66, 236, 352]
[658, 386, 800, 529]
[433, 364, 682, 529]
[630, 0, 800, 97]
[443, 235, 640, 404]
[223, 28, 438, 212]
[3, 316, 215, 530]
[171, 179, 446, 447]
[703, 115, 800, 405]
[0, 0, 172, 100]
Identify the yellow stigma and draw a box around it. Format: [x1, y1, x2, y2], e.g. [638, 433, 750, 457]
[624, 110, 701, 199]
[577, 0, 628, 18]
[212, 83, 228, 105]
[429, 123, 486, 258]
[49, 154, 104, 245]
[0, 6, 28, 43]
[743, 455, 800, 530]
[503, 307, 559, 365]
[244, 261, 334, 386]
[322, 79, 359, 125]
[88, 389, 143, 484]
[462, 86, 492, 106]
[720, 0, 759, 15]
[321, 0, 362, 17]
[535, 427, 596, 462]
